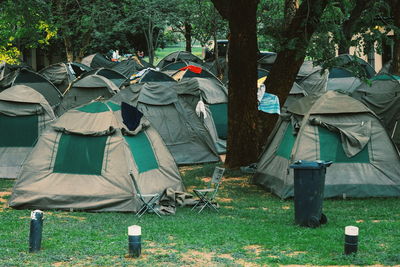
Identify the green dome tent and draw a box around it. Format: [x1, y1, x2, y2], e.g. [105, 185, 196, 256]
[253, 91, 400, 198]
[39, 62, 92, 93]
[352, 74, 400, 149]
[0, 68, 62, 110]
[9, 101, 184, 212]
[111, 82, 221, 165]
[61, 74, 120, 113]
[0, 85, 56, 178]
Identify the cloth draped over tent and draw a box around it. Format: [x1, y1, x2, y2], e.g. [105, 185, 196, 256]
[309, 118, 371, 157]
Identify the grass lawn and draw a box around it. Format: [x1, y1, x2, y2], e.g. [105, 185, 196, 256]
[0, 163, 399, 266]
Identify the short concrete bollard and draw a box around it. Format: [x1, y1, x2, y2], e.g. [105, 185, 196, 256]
[344, 226, 359, 255]
[29, 210, 44, 253]
[128, 225, 141, 258]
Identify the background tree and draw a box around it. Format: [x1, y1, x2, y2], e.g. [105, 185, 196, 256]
[169, 0, 198, 52]
[122, 0, 175, 65]
[388, 0, 400, 74]
[0, 0, 55, 63]
[49, 0, 121, 62]
[265, 0, 329, 107]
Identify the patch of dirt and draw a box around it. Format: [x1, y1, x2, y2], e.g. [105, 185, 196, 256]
[356, 220, 364, 223]
[49, 212, 86, 221]
[285, 251, 306, 257]
[180, 249, 257, 266]
[372, 220, 381, 223]
[223, 206, 234, 209]
[282, 206, 291, 210]
[234, 259, 260, 267]
[218, 197, 233, 203]
[262, 207, 269, 211]
[243, 245, 264, 256]
[223, 177, 252, 188]
[0, 192, 11, 209]
[185, 185, 196, 191]
[0, 192, 11, 197]
[179, 165, 203, 175]
[145, 247, 178, 255]
[180, 250, 213, 265]
[218, 254, 234, 260]
[201, 177, 211, 183]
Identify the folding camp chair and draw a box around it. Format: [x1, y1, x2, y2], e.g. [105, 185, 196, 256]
[129, 173, 162, 218]
[191, 166, 225, 213]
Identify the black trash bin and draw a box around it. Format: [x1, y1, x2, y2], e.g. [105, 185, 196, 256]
[290, 160, 332, 228]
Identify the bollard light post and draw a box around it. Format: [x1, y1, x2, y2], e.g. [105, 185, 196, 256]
[29, 210, 44, 253]
[128, 225, 141, 258]
[344, 226, 359, 255]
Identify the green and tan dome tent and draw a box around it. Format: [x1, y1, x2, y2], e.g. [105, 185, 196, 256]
[39, 62, 92, 93]
[60, 74, 120, 114]
[9, 101, 184, 212]
[351, 74, 400, 150]
[111, 82, 221, 165]
[252, 91, 400, 198]
[0, 85, 56, 178]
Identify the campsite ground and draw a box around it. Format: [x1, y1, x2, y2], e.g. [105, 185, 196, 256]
[1, 163, 400, 266]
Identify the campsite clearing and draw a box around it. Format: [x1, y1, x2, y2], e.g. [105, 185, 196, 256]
[0, 164, 399, 266]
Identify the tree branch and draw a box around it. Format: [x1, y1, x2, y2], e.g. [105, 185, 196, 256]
[210, 0, 231, 20]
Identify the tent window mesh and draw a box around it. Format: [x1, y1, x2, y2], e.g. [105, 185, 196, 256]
[0, 114, 38, 147]
[53, 134, 107, 175]
[318, 127, 369, 163]
[276, 123, 296, 159]
[125, 131, 158, 173]
[209, 103, 228, 139]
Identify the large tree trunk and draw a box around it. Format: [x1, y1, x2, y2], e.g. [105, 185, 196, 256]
[338, 0, 373, 55]
[184, 22, 192, 52]
[390, 0, 400, 75]
[212, 0, 260, 168]
[266, 0, 328, 108]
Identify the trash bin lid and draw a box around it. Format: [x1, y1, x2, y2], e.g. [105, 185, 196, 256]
[289, 160, 332, 169]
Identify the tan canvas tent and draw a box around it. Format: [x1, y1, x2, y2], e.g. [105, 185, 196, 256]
[111, 82, 221, 165]
[60, 74, 120, 113]
[0, 85, 56, 178]
[352, 74, 400, 149]
[253, 91, 400, 198]
[9, 101, 184, 211]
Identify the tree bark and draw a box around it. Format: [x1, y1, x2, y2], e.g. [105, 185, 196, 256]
[64, 36, 74, 62]
[144, 19, 155, 65]
[212, 0, 260, 168]
[184, 22, 192, 52]
[390, 0, 400, 75]
[265, 0, 328, 108]
[338, 0, 373, 55]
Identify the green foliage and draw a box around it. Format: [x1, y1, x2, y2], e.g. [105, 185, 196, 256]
[0, 0, 54, 62]
[190, 0, 228, 46]
[1, 165, 400, 265]
[0, 45, 21, 64]
[257, 0, 285, 51]
[309, 0, 392, 62]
